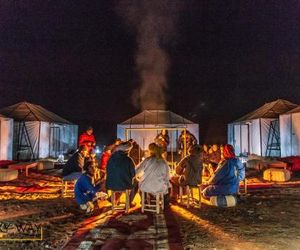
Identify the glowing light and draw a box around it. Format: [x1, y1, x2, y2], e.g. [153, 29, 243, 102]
[171, 205, 262, 250]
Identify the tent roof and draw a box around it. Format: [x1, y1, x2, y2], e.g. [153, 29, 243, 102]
[120, 110, 196, 125]
[285, 106, 300, 114]
[234, 99, 299, 122]
[0, 102, 72, 124]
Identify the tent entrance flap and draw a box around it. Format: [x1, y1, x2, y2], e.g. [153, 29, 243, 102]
[14, 122, 35, 160]
[266, 120, 281, 157]
[50, 126, 61, 158]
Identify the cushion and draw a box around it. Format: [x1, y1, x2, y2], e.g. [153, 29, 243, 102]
[0, 169, 18, 182]
[210, 195, 237, 207]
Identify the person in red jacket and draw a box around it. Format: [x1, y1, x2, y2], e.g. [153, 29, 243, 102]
[79, 126, 96, 153]
[100, 145, 112, 171]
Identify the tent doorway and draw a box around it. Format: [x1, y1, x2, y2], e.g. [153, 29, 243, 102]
[50, 126, 61, 158]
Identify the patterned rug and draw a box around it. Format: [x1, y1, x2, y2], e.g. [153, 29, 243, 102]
[64, 207, 183, 250]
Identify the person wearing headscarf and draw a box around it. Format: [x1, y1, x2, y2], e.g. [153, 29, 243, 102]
[202, 144, 245, 198]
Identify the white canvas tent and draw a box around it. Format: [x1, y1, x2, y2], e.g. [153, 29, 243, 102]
[117, 110, 199, 152]
[0, 114, 13, 160]
[228, 99, 298, 157]
[280, 106, 300, 157]
[0, 102, 78, 160]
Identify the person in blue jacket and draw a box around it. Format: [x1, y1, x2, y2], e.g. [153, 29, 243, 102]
[202, 144, 245, 198]
[74, 161, 101, 213]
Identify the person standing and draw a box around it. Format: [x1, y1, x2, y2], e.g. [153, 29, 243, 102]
[79, 126, 96, 153]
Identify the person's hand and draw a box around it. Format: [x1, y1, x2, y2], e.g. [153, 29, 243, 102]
[87, 142, 92, 146]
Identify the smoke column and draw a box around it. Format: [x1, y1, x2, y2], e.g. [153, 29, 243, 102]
[117, 0, 181, 110]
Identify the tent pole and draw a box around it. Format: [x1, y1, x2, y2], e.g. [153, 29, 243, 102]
[290, 114, 293, 156]
[37, 122, 41, 159]
[259, 119, 263, 156]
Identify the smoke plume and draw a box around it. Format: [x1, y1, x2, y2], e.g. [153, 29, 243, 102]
[117, 0, 181, 110]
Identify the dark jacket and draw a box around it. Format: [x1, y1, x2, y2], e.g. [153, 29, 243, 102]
[106, 151, 135, 190]
[75, 174, 100, 205]
[63, 151, 85, 177]
[176, 154, 202, 186]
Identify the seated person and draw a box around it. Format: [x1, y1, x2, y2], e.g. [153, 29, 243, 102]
[134, 143, 170, 205]
[75, 161, 106, 213]
[99, 145, 113, 171]
[128, 139, 143, 165]
[178, 130, 197, 156]
[79, 126, 96, 153]
[202, 144, 245, 199]
[171, 144, 203, 199]
[62, 145, 89, 181]
[106, 141, 135, 202]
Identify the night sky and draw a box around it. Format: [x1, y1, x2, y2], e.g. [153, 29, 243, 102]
[1, 1, 300, 144]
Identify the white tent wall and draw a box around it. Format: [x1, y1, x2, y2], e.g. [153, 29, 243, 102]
[49, 124, 79, 158]
[117, 124, 199, 151]
[13, 121, 40, 160]
[280, 113, 300, 157]
[0, 118, 13, 160]
[260, 118, 278, 157]
[249, 119, 261, 156]
[291, 114, 300, 156]
[39, 122, 50, 158]
[227, 124, 234, 146]
[280, 114, 292, 157]
[228, 119, 278, 157]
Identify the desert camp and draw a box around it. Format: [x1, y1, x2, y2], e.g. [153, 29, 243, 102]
[1, 1, 300, 250]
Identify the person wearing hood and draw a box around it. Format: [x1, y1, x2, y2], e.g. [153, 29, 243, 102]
[106, 141, 135, 193]
[202, 144, 245, 198]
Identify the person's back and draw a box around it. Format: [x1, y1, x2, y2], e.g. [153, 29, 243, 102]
[175, 145, 202, 186]
[185, 154, 202, 186]
[137, 156, 170, 195]
[203, 144, 245, 198]
[212, 158, 243, 193]
[106, 144, 135, 191]
[63, 151, 84, 177]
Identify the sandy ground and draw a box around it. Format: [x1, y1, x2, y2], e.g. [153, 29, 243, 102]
[0, 174, 300, 249]
[173, 188, 300, 250]
[0, 188, 299, 249]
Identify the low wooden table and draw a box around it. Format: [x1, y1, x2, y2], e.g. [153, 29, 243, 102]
[8, 162, 38, 177]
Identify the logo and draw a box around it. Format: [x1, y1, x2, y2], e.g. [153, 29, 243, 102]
[0, 222, 43, 241]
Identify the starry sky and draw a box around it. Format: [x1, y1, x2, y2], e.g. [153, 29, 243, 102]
[1, 0, 300, 144]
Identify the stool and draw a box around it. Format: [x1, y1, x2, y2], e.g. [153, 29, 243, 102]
[179, 185, 201, 208]
[238, 178, 248, 194]
[111, 190, 130, 213]
[141, 191, 164, 214]
[61, 180, 76, 197]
